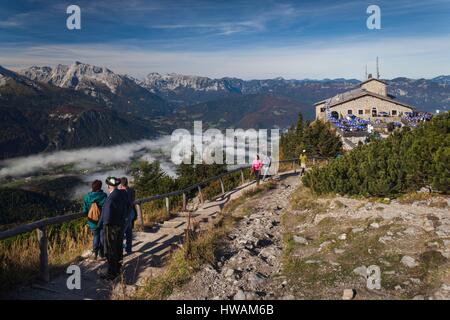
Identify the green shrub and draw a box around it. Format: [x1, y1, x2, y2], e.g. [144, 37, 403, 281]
[303, 112, 449, 196]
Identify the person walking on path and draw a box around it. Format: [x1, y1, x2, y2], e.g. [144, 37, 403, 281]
[98, 177, 130, 280]
[261, 155, 272, 181]
[251, 155, 263, 185]
[299, 150, 308, 176]
[119, 177, 136, 255]
[82, 180, 107, 260]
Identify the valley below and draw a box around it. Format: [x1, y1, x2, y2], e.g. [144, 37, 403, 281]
[0, 136, 176, 227]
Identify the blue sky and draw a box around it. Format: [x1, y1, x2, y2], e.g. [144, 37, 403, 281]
[0, 0, 449, 79]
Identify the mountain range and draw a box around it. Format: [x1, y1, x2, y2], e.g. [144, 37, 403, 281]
[0, 61, 448, 159]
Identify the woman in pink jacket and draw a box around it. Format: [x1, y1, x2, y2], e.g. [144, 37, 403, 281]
[251, 155, 263, 185]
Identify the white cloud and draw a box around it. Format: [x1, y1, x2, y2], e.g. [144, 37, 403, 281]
[2, 35, 450, 79]
[0, 136, 176, 179]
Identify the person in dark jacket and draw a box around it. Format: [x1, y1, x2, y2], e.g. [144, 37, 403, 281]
[119, 177, 136, 255]
[98, 176, 130, 280]
[82, 180, 107, 260]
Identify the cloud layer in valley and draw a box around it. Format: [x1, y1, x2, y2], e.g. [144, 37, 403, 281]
[0, 136, 175, 179]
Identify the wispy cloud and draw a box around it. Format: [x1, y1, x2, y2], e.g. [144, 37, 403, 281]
[2, 34, 450, 79]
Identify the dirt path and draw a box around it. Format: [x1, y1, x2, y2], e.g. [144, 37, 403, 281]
[6, 175, 292, 300]
[168, 177, 450, 300]
[168, 173, 301, 300]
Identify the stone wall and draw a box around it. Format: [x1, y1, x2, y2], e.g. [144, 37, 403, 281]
[316, 95, 413, 120]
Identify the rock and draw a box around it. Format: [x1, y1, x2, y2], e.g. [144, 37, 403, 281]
[413, 295, 425, 300]
[318, 241, 331, 251]
[395, 285, 402, 291]
[342, 289, 356, 300]
[305, 260, 321, 264]
[409, 278, 421, 285]
[401, 255, 418, 268]
[364, 203, 373, 210]
[338, 233, 347, 240]
[225, 269, 235, 278]
[441, 284, 450, 291]
[422, 220, 435, 232]
[370, 222, 380, 229]
[233, 289, 246, 300]
[403, 227, 417, 236]
[353, 266, 367, 278]
[293, 235, 308, 245]
[378, 236, 393, 244]
[281, 294, 295, 300]
[383, 271, 395, 275]
[352, 227, 364, 234]
[334, 248, 345, 254]
[248, 273, 266, 286]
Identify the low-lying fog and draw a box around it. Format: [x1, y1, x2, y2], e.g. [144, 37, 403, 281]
[0, 133, 278, 199]
[0, 136, 178, 198]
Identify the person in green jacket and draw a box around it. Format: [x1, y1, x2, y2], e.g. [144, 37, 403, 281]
[82, 180, 107, 259]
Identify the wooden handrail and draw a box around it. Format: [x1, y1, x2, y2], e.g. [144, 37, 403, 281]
[0, 157, 328, 241]
[0, 156, 328, 282]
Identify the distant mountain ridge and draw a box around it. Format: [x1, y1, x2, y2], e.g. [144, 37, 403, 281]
[18, 62, 170, 117]
[0, 66, 156, 159]
[1, 61, 449, 159]
[138, 72, 449, 112]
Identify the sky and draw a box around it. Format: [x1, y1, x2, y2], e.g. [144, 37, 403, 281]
[0, 0, 449, 79]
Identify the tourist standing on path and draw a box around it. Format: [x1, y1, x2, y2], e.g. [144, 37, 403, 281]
[82, 180, 107, 260]
[262, 155, 272, 181]
[119, 177, 136, 255]
[299, 150, 308, 176]
[98, 177, 130, 280]
[252, 155, 263, 185]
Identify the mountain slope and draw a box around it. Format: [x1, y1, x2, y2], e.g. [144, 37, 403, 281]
[174, 94, 312, 129]
[19, 62, 170, 117]
[142, 72, 449, 114]
[0, 67, 155, 159]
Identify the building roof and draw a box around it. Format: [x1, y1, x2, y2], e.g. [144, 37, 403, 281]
[314, 88, 415, 110]
[359, 77, 388, 86]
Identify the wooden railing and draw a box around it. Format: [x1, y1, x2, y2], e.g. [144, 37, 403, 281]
[0, 157, 322, 282]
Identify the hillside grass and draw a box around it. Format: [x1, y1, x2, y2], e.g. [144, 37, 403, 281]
[0, 218, 91, 294]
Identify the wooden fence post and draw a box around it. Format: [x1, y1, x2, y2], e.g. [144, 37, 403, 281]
[197, 186, 204, 204]
[37, 226, 49, 282]
[135, 204, 144, 230]
[182, 192, 187, 211]
[165, 197, 170, 215]
[219, 178, 225, 194]
[240, 168, 245, 185]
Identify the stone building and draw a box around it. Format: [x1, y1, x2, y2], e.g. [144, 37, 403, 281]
[315, 77, 414, 121]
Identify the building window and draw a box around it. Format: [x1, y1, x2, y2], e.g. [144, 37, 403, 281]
[392, 110, 397, 116]
[358, 110, 363, 115]
[347, 110, 352, 115]
[320, 107, 326, 112]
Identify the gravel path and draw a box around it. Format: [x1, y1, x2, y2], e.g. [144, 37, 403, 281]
[169, 174, 301, 300]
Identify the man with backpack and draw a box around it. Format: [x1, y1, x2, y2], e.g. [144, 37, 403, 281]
[98, 176, 130, 280]
[82, 180, 107, 260]
[119, 177, 136, 255]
